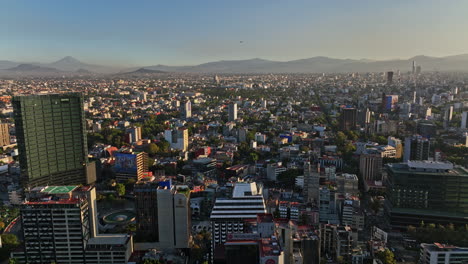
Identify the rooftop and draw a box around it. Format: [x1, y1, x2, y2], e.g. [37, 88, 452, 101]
[43, 185, 78, 194]
[88, 234, 130, 245]
[232, 182, 262, 198]
[422, 243, 468, 252]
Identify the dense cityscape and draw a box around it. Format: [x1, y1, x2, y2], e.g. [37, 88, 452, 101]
[0, 60, 466, 264]
[2, 1, 468, 263]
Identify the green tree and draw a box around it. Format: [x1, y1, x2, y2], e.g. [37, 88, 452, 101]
[145, 143, 160, 156]
[8, 259, 18, 264]
[277, 169, 302, 187]
[157, 140, 170, 153]
[1, 234, 19, 247]
[249, 152, 259, 164]
[335, 131, 347, 146]
[115, 183, 126, 197]
[376, 249, 396, 264]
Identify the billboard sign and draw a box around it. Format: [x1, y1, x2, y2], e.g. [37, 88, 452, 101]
[114, 153, 137, 174]
[372, 226, 388, 243]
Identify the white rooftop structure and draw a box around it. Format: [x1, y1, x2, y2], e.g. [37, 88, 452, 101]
[232, 182, 262, 198]
[408, 160, 453, 171]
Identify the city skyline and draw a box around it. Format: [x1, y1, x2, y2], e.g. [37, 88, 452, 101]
[2, 0, 468, 66]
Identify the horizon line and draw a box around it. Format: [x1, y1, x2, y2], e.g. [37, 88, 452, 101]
[3, 52, 468, 68]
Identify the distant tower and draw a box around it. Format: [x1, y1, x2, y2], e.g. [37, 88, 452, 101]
[404, 135, 430, 162]
[0, 123, 9, 146]
[340, 107, 357, 130]
[386, 71, 394, 84]
[412, 61, 416, 74]
[304, 162, 320, 205]
[214, 75, 220, 85]
[461, 111, 468, 129]
[228, 102, 238, 122]
[181, 100, 192, 118]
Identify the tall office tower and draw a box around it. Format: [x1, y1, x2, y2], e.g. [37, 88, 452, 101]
[412, 91, 417, 104]
[359, 153, 383, 181]
[260, 98, 267, 108]
[462, 111, 468, 129]
[134, 180, 191, 248]
[357, 108, 371, 127]
[444, 105, 454, 122]
[339, 107, 357, 131]
[386, 161, 468, 227]
[181, 100, 192, 118]
[172, 99, 180, 108]
[420, 243, 468, 264]
[228, 102, 238, 122]
[0, 123, 9, 146]
[383, 95, 399, 111]
[12, 93, 95, 188]
[214, 75, 220, 85]
[114, 150, 148, 182]
[12, 185, 133, 264]
[412, 61, 416, 74]
[303, 161, 320, 204]
[416, 65, 422, 74]
[403, 135, 430, 162]
[386, 71, 394, 84]
[164, 127, 189, 151]
[387, 136, 403, 159]
[210, 182, 266, 253]
[127, 126, 142, 143]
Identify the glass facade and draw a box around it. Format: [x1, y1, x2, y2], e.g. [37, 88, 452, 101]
[13, 93, 88, 187]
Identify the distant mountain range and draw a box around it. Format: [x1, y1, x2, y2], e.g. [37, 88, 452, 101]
[3, 54, 468, 75]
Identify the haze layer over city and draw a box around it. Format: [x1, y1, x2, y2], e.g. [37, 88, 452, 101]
[0, 1, 468, 264]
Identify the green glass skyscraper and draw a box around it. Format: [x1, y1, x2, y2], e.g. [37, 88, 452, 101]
[13, 93, 95, 188]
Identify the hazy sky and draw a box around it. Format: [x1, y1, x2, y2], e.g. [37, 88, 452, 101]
[1, 0, 468, 66]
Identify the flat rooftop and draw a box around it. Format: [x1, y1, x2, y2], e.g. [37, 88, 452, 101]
[422, 243, 468, 252]
[232, 182, 261, 198]
[88, 235, 130, 245]
[43, 186, 78, 194]
[388, 162, 468, 176]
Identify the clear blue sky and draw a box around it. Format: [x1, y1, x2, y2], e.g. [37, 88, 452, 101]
[1, 0, 468, 66]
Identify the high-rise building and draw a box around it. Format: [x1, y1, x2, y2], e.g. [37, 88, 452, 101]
[444, 105, 454, 122]
[12, 93, 95, 188]
[359, 153, 383, 181]
[416, 65, 422, 74]
[304, 162, 320, 204]
[134, 180, 191, 248]
[383, 95, 398, 111]
[210, 182, 266, 251]
[164, 127, 189, 151]
[0, 123, 9, 146]
[114, 150, 148, 182]
[181, 100, 192, 118]
[127, 126, 142, 143]
[387, 136, 403, 159]
[12, 185, 133, 264]
[386, 71, 394, 84]
[357, 108, 371, 127]
[461, 111, 468, 129]
[386, 161, 468, 227]
[412, 61, 416, 74]
[403, 135, 430, 162]
[228, 102, 238, 122]
[419, 243, 468, 264]
[339, 107, 357, 131]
